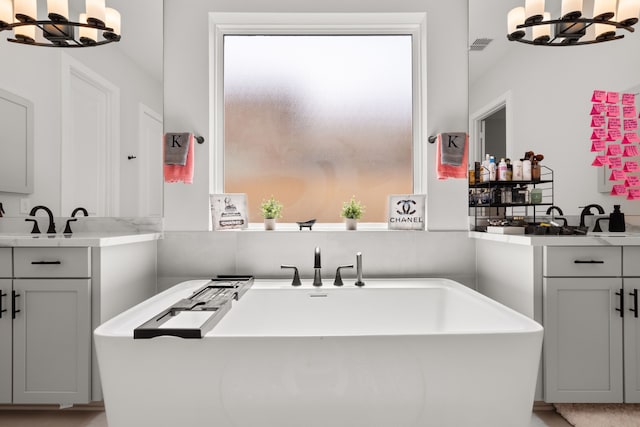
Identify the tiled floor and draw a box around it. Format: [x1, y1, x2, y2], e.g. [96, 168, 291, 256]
[0, 408, 572, 426]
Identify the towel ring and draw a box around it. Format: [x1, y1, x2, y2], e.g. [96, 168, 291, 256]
[428, 135, 437, 144]
[195, 135, 205, 144]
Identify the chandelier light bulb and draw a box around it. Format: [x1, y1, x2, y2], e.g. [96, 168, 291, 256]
[525, 0, 545, 24]
[618, 0, 640, 26]
[594, 0, 616, 20]
[86, 0, 106, 27]
[47, 0, 69, 22]
[0, 0, 12, 26]
[14, 0, 37, 22]
[105, 7, 120, 35]
[508, 7, 526, 38]
[561, 0, 583, 19]
[532, 11, 552, 42]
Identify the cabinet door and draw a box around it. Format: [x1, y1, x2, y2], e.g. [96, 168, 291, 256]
[544, 277, 623, 402]
[12, 279, 90, 404]
[0, 279, 11, 403]
[625, 278, 640, 403]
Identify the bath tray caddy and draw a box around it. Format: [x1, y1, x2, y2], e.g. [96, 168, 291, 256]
[134, 275, 253, 339]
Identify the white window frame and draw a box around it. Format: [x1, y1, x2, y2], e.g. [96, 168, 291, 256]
[209, 13, 428, 220]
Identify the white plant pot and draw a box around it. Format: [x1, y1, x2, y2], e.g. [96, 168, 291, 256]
[264, 218, 276, 230]
[345, 218, 358, 230]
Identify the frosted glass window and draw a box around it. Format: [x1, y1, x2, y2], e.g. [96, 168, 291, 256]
[224, 35, 413, 223]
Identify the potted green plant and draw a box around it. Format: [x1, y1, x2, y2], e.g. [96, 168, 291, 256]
[340, 196, 365, 230]
[260, 196, 283, 230]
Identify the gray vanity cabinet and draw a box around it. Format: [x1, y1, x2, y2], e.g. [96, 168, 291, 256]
[624, 247, 640, 403]
[12, 248, 91, 404]
[0, 248, 12, 403]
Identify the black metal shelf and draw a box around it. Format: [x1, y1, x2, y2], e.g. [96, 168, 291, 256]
[469, 179, 553, 189]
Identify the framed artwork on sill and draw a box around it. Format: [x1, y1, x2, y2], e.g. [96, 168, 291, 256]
[387, 194, 426, 230]
[210, 193, 248, 230]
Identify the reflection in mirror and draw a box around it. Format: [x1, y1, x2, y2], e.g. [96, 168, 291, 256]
[0, 88, 33, 194]
[0, 0, 163, 218]
[469, 0, 640, 215]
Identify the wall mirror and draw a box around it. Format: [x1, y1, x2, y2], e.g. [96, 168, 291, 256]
[0, 0, 163, 218]
[469, 0, 640, 213]
[0, 89, 33, 194]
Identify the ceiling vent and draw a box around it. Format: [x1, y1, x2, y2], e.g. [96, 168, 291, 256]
[469, 38, 493, 51]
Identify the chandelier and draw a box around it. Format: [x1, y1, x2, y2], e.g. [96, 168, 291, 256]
[0, 0, 121, 47]
[508, 0, 639, 46]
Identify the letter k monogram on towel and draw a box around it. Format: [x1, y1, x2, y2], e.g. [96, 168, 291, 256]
[436, 132, 468, 180]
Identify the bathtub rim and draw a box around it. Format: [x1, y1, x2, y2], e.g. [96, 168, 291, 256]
[94, 277, 543, 339]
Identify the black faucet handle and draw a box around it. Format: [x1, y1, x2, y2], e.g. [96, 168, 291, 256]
[25, 218, 40, 234]
[334, 265, 354, 287]
[63, 218, 78, 234]
[281, 265, 301, 287]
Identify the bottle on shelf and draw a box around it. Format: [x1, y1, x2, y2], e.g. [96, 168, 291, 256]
[498, 158, 507, 181]
[481, 154, 490, 183]
[489, 156, 496, 181]
[506, 159, 513, 181]
[522, 158, 532, 181]
[513, 159, 523, 181]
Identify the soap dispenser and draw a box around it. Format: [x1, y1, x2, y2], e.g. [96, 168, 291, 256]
[608, 205, 626, 232]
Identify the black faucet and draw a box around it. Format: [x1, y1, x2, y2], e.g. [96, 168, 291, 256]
[313, 247, 322, 287]
[579, 204, 605, 228]
[546, 206, 564, 216]
[63, 207, 89, 234]
[26, 205, 56, 234]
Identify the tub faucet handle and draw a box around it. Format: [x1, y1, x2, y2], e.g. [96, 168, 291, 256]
[334, 265, 354, 287]
[280, 265, 301, 287]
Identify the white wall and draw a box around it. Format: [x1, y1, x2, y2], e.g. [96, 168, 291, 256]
[470, 33, 640, 217]
[163, 0, 469, 231]
[0, 37, 162, 218]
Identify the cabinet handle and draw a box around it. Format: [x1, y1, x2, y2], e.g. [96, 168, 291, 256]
[631, 289, 639, 319]
[31, 261, 61, 265]
[574, 260, 605, 264]
[0, 290, 6, 319]
[616, 289, 624, 318]
[11, 291, 20, 319]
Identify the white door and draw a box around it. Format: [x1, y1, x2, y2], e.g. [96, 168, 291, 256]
[138, 104, 163, 217]
[61, 54, 120, 217]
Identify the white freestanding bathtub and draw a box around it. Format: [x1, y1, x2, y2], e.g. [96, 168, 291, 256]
[94, 278, 542, 427]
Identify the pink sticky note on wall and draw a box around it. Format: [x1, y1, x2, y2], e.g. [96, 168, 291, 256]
[623, 133, 640, 144]
[607, 144, 622, 156]
[592, 155, 610, 166]
[607, 92, 620, 104]
[624, 106, 637, 118]
[609, 118, 621, 129]
[592, 128, 606, 139]
[625, 176, 640, 187]
[612, 185, 628, 196]
[591, 116, 606, 127]
[610, 170, 627, 181]
[608, 105, 621, 117]
[609, 157, 623, 169]
[624, 161, 640, 172]
[627, 189, 640, 200]
[624, 145, 640, 157]
[591, 140, 607, 152]
[623, 93, 636, 105]
[624, 120, 638, 131]
[608, 130, 622, 141]
[592, 90, 606, 102]
[591, 103, 605, 115]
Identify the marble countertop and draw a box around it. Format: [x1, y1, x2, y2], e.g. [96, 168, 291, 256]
[0, 232, 162, 248]
[469, 231, 640, 246]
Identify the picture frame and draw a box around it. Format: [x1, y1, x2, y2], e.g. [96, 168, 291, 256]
[210, 193, 248, 230]
[387, 194, 426, 230]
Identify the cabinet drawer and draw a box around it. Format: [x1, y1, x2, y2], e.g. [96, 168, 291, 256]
[624, 247, 640, 277]
[14, 248, 90, 278]
[0, 248, 11, 278]
[544, 246, 621, 277]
